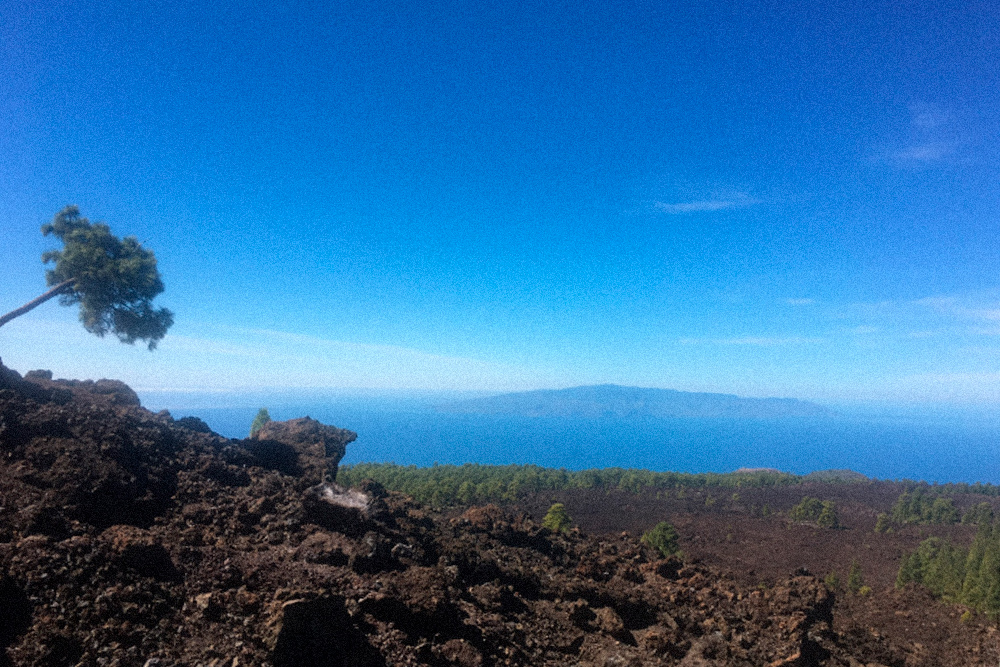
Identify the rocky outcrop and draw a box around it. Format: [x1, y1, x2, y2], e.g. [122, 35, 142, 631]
[249, 416, 356, 485]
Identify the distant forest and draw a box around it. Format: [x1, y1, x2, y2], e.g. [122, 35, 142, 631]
[336, 462, 1000, 508]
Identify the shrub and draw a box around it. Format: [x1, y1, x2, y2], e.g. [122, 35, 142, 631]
[824, 571, 840, 591]
[790, 496, 839, 528]
[642, 521, 681, 558]
[817, 501, 840, 528]
[542, 503, 572, 533]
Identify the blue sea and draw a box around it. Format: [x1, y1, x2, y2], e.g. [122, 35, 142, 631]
[139, 393, 1000, 485]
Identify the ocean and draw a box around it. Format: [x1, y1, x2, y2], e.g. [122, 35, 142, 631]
[139, 393, 1000, 485]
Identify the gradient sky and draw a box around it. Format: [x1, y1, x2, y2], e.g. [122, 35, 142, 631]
[3, 0, 1000, 403]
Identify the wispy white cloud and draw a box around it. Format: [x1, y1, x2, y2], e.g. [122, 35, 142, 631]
[656, 200, 742, 214]
[0, 318, 557, 392]
[679, 336, 823, 346]
[912, 296, 957, 310]
[895, 142, 954, 162]
[910, 103, 950, 129]
[913, 296, 1000, 322]
[876, 103, 965, 166]
[655, 191, 757, 214]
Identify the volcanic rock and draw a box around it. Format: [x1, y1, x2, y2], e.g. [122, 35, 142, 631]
[249, 416, 356, 485]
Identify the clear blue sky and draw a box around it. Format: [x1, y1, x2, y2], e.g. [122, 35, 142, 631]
[3, 0, 1000, 403]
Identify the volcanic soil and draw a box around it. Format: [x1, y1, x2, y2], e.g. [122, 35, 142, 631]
[0, 360, 996, 666]
[514, 483, 1000, 666]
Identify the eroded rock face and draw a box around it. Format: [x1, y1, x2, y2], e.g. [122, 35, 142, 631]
[250, 417, 357, 485]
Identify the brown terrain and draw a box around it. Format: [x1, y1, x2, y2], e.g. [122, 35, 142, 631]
[0, 359, 997, 666]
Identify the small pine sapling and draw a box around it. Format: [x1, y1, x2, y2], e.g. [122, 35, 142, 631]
[542, 503, 572, 533]
[642, 521, 681, 558]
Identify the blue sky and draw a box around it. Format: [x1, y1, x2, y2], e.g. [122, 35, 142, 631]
[3, 0, 1000, 404]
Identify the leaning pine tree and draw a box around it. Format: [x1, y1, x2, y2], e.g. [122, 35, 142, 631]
[0, 206, 173, 349]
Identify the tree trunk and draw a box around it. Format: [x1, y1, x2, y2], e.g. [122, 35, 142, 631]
[0, 279, 76, 329]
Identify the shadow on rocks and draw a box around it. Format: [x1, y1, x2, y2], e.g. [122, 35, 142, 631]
[271, 596, 384, 667]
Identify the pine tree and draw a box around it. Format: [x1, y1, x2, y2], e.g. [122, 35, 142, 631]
[847, 559, 864, 594]
[642, 521, 681, 558]
[0, 206, 173, 349]
[249, 408, 272, 437]
[542, 503, 572, 533]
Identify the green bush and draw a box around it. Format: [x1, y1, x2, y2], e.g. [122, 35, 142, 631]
[642, 521, 681, 558]
[847, 559, 865, 595]
[542, 503, 572, 533]
[817, 501, 840, 528]
[790, 496, 839, 528]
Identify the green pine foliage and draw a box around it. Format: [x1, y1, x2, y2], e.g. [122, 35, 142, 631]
[642, 521, 681, 558]
[249, 407, 272, 437]
[335, 465, 1000, 509]
[542, 503, 572, 533]
[889, 489, 959, 527]
[817, 501, 840, 528]
[962, 502, 995, 526]
[789, 496, 839, 528]
[336, 462, 802, 508]
[897, 522, 1000, 616]
[8, 206, 175, 348]
[847, 559, 865, 595]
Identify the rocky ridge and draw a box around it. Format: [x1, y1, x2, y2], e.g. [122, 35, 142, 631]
[0, 361, 907, 666]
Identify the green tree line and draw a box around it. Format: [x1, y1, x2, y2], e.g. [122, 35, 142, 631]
[890, 488, 960, 526]
[336, 462, 802, 508]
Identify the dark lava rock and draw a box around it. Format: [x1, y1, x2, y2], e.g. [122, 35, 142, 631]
[0, 358, 947, 666]
[250, 416, 357, 485]
[173, 416, 213, 433]
[270, 595, 385, 667]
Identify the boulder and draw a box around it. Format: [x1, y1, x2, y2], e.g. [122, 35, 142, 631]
[250, 417, 356, 485]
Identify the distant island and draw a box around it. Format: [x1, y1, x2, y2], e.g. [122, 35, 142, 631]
[437, 384, 834, 419]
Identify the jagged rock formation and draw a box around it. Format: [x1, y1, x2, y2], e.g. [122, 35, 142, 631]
[0, 360, 914, 666]
[249, 416, 356, 485]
